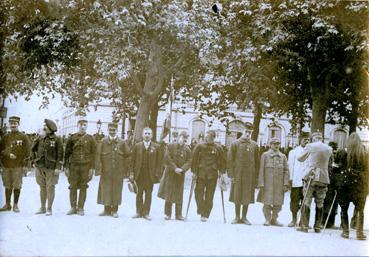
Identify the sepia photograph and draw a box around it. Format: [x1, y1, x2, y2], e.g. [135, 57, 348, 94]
[0, 0, 368, 256]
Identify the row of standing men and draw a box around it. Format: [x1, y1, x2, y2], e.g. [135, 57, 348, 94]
[0, 116, 367, 240]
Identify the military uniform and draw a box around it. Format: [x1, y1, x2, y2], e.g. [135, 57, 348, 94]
[297, 133, 332, 233]
[191, 140, 226, 220]
[65, 130, 96, 215]
[96, 133, 130, 217]
[258, 140, 289, 226]
[158, 141, 192, 219]
[32, 120, 63, 215]
[0, 116, 31, 212]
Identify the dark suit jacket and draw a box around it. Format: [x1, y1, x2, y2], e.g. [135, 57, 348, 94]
[130, 141, 161, 183]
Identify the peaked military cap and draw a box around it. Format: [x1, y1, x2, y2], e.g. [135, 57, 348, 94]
[44, 119, 57, 132]
[108, 122, 118, 129]
[244, 122, 253, 131]
[270, 137, 281, 144]
[77, 117, 88, 124]
[311, 131, 323, 139]
[9, 116, 20, 123]
[178, 130, 189, 138]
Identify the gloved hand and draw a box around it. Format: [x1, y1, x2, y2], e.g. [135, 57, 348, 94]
[54, 169, 62, 175]
[174, 168, 182, 174]
[88, 169, 94, 180]
[129, 173, 134, 181]
[9, 153, 16, 160]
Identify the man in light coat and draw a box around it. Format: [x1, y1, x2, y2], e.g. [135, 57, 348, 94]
[228, 122, 259, 225]
[297, 131, 332, 233]
[287, 132, 310, 227]
[258, 137, 289, 226]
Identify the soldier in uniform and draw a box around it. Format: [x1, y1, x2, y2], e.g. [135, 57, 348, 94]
[0, 116, 31, 212]
[228, 122, 259, 225]
[96, 122, 130, 218]
[158, 131, 192, 221]
[32, 119, 64, 215]
[258, 138, 289, 226]
[287, 132, 310, 227]
[130, 127, 161, 220]
[64, 118, 96, 216]
[297, 131, 332, 233]
[191, 130, 226, 222]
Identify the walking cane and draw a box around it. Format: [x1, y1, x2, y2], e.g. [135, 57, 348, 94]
[185, 175, 196, 221]
[218, 174, 227, 224]
[295, 175, 313, 228]
[322, 190, 338, 232]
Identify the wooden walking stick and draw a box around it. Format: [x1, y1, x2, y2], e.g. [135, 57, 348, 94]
[322, 190, 338, 232]
[185, 175, 196, 221]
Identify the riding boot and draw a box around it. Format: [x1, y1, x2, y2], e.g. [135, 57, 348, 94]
[314, 207, 323, 233]
[356, 211, 367, 240]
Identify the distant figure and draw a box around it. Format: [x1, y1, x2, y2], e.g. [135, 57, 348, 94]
[0, 116, 31, 212]
[258, 138, 289, 226]
[228, 122, 259, 225]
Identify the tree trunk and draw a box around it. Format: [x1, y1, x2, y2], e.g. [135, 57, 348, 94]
[348, 101, 358, 134]
[149, 102, 160, 141]
[251, 104, 262, 142]
[133, 42, 165, 142]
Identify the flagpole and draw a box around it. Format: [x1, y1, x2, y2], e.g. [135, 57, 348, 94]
[169, 75, 174, 142]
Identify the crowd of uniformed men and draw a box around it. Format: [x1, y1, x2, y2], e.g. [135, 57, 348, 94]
[0, 115, 367, 240]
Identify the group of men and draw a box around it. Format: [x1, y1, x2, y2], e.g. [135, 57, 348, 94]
[0, 115, 358, 239]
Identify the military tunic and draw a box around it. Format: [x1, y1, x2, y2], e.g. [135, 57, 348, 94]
[0, 131, 31, 189]
[65, 132, 96, 189]
[158, 143, 192, 204]
[228, 138, 259, 205]
[96, 137, 130, 206]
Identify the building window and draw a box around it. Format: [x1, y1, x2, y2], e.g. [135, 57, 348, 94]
[334, 129, 347, 149]
[191, 119, 206, 143]
[225, 120, 245, 147]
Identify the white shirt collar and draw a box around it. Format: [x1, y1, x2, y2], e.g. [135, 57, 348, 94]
[143, 140, 151, 149]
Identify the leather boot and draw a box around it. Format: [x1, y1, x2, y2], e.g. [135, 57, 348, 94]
[67, 189, 77, 215]
[0, 188, 12, 211]
[288, 212, 297, 227]
[297, 206, 309, 233]
[341, 211, 349, 239]
[356, 211, 367, 240]
[314, 207, 323, 233]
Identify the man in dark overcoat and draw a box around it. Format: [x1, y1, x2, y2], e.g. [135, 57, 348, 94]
[191, 130, 226, 222]
[130, 127, 161, 220]
[96, 122, 130, 218]
[158, 131, 192, 220]
[0, 116, 31, 212]
[228, 122, 259, 225]
[32, 119, 63, 215]
[258, 138, 289, 226]
[64, 118, 96, 216]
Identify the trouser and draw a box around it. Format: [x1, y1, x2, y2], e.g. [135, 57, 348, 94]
[322, 185, 338, 227]
[234, 204, 248, 219]
[301, 182, 327, 229]
[339, 196, 366, 235]
[68, 163, 91, 210]
[195, 177, 217, 218]
[36, 168, 59, 210]
[290, 187, 303, 217]
[165, 201, 182, 217]
[136, 183, 153, 216]
[263, 204, 282, 221]
[104, 205, 119, 213]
